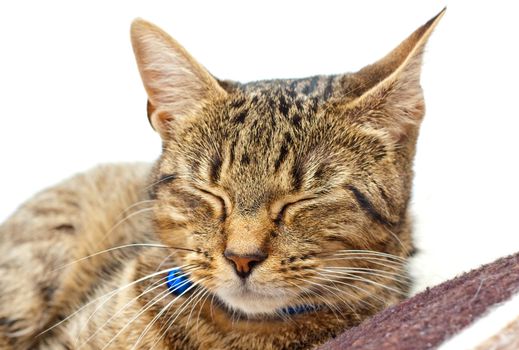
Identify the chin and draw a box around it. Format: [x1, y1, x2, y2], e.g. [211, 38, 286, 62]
[216, 287, 291, 316]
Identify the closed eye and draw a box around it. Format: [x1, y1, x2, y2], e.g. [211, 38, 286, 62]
[273, 196, 318, 224]
[192, 186, 229, 222]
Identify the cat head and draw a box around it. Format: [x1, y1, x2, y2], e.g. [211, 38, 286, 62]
[131, 10, 444, 316]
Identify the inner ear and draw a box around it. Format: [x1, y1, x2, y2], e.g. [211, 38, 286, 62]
[146, 100, 156, 130]
[146, 99, 175, 136]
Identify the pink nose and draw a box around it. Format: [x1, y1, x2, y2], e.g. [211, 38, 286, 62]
[224, 250, 267, 278]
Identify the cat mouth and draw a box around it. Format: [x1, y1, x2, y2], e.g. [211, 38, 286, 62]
[213, 288, 321, 317]
[168, 268, 319, 317]
[214, 284, 311, 316]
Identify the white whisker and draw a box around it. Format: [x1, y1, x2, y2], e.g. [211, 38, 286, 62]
[326, 250, 407, 262]
[79, 267, 200, 348]
[78, 281, 171, 349]
[383, 226, 410, 256]
[195, 288, 213, 336]
[294, 276, 374, 313]
[287, 280, 343, 321]
[185, 288, 211, 330]
[144, 174, 178, 192]
[319, 267, 412, 283]
[119, 200, 157, 217]
[315, 272, 405, 297]
[131, 278, 207, 350]
[321, 256, 406, 267]
[100, 207, 155, 242]
[38, 264, 193, 338]
[150, 284, 209, 349]
[109, 276, 201, 350]
[53, 243, 169, 272]
[319, 270, 409, 291]
[311, 273, 387, 305]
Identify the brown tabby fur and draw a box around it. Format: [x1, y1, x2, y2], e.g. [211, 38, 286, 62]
[0, 9, 444, 350]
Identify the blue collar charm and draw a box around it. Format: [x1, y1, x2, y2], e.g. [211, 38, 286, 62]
[166, 267, 319, 316]
[167, 267, 191, 295]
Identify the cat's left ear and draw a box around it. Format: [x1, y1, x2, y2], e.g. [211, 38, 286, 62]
[131, 19, 227, 137]
[338, 8, 445, 142]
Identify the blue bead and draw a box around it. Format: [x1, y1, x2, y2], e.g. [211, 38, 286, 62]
[167, 267, 192, 295]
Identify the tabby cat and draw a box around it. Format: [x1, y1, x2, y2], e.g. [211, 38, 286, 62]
[0, 9, 444, 350]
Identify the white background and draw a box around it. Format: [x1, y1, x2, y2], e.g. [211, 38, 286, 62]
[0, 1, 518, 292]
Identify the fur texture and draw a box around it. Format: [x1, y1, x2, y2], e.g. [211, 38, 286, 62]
[0, 9, 444, 349]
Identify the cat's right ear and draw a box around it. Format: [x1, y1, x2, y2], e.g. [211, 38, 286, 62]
[131, 19, 227, 137]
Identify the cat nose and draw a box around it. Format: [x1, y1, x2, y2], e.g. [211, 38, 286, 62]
[224, 250, 267, 279]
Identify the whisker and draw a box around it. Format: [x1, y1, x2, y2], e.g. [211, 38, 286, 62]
[287, 287, 319, 315]
[311, 273, 387, 306]
[315, 272, 406, 297]
[185, 288, 211, 330]
[38, 264, 194, 338]
[52, 243, 172, 272]
[318, 267, 411, 284]
[134, 278, 208, 350]
[100, 207, 155, 242]
[289, 280, 340, 314]
[383, 226, 410, 256]
[323, 250, 407, 262]
[287, 280, 343, 321]
[78, 279, 171, 349]
[321, 254, 406, 265]
[195, 288, 213, 336]
[127, 285, 189, 350]
[209, 293, 217, 321]
[129, 290, 178, 350]
[330, 268, 411, 285]
[119, 200, 157, 217]
[79, 267, 200, 348]
[150, 285, 209, 349]
[144, 252, 176, 290]
[108, 277, 203, 350]
[326, 249, 406, 259]
[294, 276, 374, 313]
[153, 253, 176, 273]
[144, 174, 178, 192]
[321, 256, 407, 272]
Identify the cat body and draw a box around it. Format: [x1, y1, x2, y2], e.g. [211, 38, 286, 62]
[0, 9, 444, 350]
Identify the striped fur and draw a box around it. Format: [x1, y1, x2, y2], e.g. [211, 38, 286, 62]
[0, 9, 444, 350]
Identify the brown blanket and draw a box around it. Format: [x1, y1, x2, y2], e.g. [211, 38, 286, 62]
[318, 252, 519, 349]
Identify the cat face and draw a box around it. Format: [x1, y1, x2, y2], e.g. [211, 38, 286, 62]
[131, 12, 443, 316]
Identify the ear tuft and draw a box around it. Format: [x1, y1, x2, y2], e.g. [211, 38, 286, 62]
[131, 19, 226, 137]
